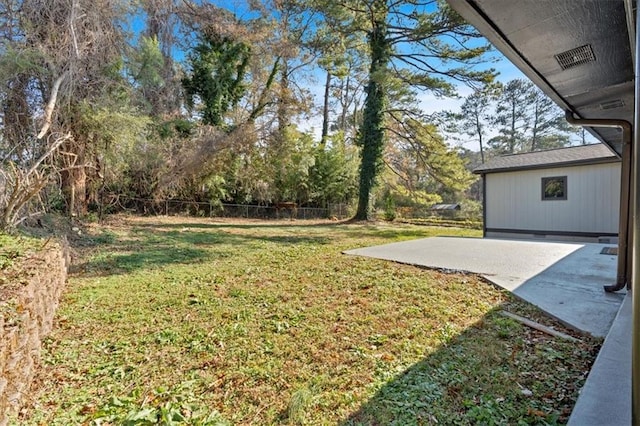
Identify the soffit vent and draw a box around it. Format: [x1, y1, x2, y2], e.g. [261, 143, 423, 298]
[600, 99, 625, 110]
[554, 44, 596, 70]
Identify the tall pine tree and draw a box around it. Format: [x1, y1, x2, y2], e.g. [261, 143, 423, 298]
[315, 0, 494, 220]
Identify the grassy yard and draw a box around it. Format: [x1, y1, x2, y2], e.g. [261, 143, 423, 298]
[0, 233, 41, 274]
[0, 232, 45, 295]
[17, 216, 599, 425]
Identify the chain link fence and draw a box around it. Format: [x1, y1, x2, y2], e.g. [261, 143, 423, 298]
[106, 197, 353, 221]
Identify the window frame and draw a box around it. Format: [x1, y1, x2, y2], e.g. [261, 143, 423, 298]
[541, 176, 567, 201]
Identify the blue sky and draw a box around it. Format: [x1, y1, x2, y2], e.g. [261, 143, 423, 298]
[299, 49, 595, 149]
[417, 56, 526, 116]
[300, 51, 529, 144]
[130, 1, 580, 148]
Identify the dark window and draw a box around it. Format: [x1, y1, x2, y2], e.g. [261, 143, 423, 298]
[542, 176, 567, 200]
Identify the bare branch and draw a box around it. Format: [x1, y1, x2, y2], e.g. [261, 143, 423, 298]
[28, 132, 71, 176]
[37, 73, 67, 139]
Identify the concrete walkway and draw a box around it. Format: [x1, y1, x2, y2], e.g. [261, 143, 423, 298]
[568, 293, 631, 425]
[344, 237, 624, 336]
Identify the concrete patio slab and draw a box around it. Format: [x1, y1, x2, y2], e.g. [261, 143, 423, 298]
[344, 237, 624, 337]
[346, 236, 630, 423]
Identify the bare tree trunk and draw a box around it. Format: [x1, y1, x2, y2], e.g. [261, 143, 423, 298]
[530, 102, 539, 151]
[475, 116, 485, 163]
[60, 139, 88, 217]
[509, 102, 516, 154]
[340, 75, 350, 131]
[277, 60, 290, 138]
[62, 167, 87, 217]
[321, 71, 331, 146]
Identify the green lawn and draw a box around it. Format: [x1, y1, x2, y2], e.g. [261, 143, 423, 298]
[0, 232, 45, 293]
[19, 216, 599, 425]
[0, 232, 41, 273]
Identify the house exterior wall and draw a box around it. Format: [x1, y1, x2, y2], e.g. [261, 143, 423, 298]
[484, 162, 620, 240]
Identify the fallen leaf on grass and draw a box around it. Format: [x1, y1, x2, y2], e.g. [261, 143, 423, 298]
[527, 407, 547, 417]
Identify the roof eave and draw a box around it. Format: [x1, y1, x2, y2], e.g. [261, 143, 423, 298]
[474, 156, 620, 175]
[447, 0, 623, 155]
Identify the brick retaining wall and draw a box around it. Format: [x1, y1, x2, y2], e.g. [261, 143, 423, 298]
[0, 241, 68, 425]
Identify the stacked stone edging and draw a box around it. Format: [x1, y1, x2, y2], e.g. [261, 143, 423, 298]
[0, 240, 68, 425]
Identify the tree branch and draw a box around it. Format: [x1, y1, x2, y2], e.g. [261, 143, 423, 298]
[37, 72, 67, 139]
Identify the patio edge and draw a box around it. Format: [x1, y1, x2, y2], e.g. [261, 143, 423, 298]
[568, 292, 631, 426]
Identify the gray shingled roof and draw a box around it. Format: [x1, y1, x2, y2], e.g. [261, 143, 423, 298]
[473, 144, 619, 174]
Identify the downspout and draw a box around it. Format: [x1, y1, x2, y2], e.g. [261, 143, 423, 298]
[482, 174, 487, 238]
[565, 111, 632, 292]
[632, 5, 640, 421]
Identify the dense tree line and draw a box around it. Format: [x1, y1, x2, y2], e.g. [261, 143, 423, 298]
[0, 0, 573, 229]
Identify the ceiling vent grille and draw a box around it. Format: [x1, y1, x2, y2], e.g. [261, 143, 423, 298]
[600, 99, 625, 110]
[554, 44, 596, 70]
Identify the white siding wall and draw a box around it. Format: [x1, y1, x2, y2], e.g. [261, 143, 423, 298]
[485, 162, 620, 235]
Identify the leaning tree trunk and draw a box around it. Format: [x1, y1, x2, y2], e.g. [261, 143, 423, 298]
[354, 11, 390, 221]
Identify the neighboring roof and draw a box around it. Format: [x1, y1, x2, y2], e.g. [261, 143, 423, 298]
[474, 144, 619, 174]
